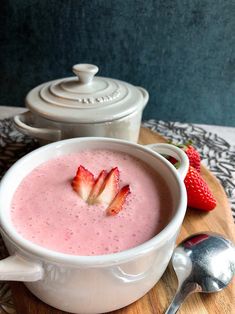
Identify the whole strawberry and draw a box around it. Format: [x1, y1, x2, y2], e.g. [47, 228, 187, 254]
[168, 142, 201, 172]
[183, 144, 201, 173]
[184, 166, 217, 211]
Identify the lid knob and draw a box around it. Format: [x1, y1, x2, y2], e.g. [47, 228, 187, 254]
[72, 64, 99, 85]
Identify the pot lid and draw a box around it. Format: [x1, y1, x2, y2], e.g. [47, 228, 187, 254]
[25, 64, 149, 123]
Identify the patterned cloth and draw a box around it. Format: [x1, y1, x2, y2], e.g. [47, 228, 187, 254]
[0, 118, 234, 313]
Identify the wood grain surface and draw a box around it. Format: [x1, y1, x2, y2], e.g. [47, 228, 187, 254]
[9, 128, 235, 314]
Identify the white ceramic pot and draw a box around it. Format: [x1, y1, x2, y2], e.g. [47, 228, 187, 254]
[0, 138, 189, 314]
[13, 64, 149, 144]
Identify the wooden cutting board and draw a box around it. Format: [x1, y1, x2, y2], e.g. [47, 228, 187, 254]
[9, 128, 235, 314]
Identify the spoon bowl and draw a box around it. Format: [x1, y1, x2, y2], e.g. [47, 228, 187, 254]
[165, 232, 235, 313]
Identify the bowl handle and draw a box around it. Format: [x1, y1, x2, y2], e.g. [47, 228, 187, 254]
[14, 111, 62, 142]
[0, 254, 43, 282]
[145, 143, 189, 179]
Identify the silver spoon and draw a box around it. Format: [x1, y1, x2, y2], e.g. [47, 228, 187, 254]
[165, 232, 235, 314]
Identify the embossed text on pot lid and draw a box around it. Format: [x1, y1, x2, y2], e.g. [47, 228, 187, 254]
[25, 64, 148, 123]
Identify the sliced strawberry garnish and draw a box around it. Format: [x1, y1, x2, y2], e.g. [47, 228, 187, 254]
[71, 165, 95, 201]
[107, 185, 130, 216]
[95, 167, 119, 205]
[87, 170, 107, 205]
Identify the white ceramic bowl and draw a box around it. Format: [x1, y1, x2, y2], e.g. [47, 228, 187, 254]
[0, 138, 189, 314]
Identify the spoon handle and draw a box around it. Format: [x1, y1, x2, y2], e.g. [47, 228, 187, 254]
[165, 281, 200, 314]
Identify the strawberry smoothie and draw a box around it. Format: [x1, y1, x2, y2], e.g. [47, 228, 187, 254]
[10, 149, 173, 256]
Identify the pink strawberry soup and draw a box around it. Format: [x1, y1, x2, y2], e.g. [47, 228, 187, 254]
[10, 149, 173, 256]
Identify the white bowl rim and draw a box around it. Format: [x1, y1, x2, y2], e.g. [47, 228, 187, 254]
[0, 137, 187, 267]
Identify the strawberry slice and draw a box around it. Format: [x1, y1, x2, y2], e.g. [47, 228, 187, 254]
[107, 185, 130, 216]
[71, 165, 95, 201]
[87, 170, 107, 204]
[95, 167, 119, 205]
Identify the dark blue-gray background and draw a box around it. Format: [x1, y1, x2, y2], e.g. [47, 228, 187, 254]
[1, 0, 235, 126]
